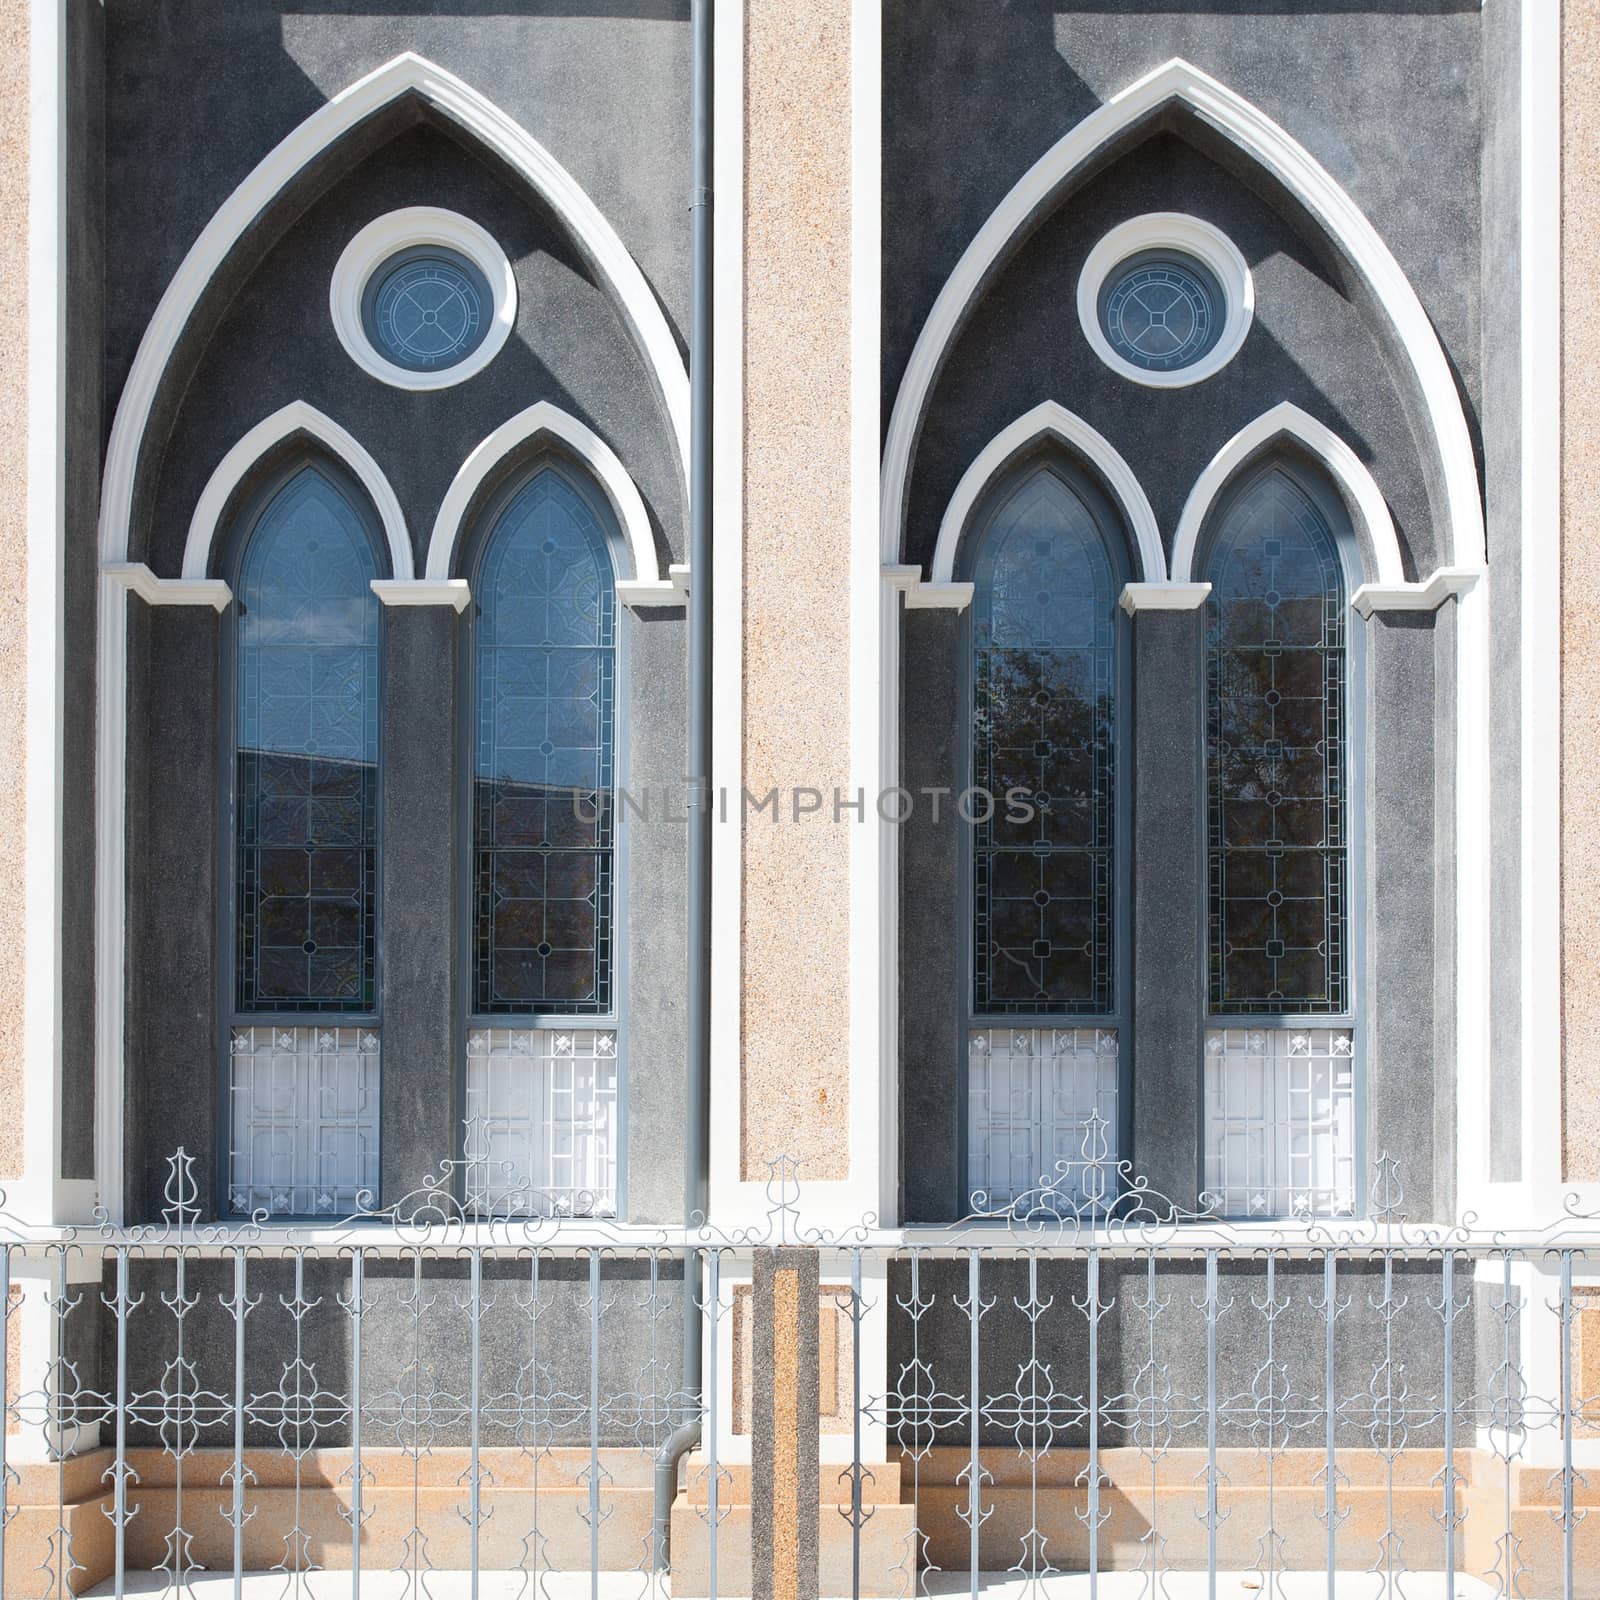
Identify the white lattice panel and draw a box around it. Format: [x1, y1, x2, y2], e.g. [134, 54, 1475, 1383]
[465, 1028, 618, 1217]
[1203, 1027, 1355, 1218]
[228, 1026, 380, 1216]
[967, 1027, 1119, 1212]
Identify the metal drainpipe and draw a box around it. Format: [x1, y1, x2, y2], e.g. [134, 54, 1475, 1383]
[654, 0, 713, 1573]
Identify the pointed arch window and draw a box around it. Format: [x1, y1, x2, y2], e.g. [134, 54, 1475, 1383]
[964, 463, 1127, 1212]
[1201, 463, 1358, 1218]
[225, 461, 384, 1217]
[464, 463, 620, 1217]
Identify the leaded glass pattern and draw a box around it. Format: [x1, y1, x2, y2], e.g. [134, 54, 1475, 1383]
[365, 247, 490, 372]
[1100, 251, 1223, 373]
[971, 469, 1119, 1015]
[234, 467, 380, 1013]
[1203, 1026, 1356, 1219]
[1205, 468, 1348, 1014]
[966, 1026, 1119, 1213]
[473, 469, 616, 1014]
[464, 1027, 618, 1217]
[227, 1025, 380, 1217]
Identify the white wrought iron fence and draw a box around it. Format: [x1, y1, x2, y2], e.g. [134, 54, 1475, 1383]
[0, 1146, 1598, 1598]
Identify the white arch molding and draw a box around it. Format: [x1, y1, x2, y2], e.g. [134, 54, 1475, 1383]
[878, 57, 1484, 580]
[183, 401, 412, 582]
[94, 55, 691, 1213]
[99, 52, 687, 575]
[1173, 401, 1399, 585]
[427, 401, 678, 607]
[919, 401, 1165, 610]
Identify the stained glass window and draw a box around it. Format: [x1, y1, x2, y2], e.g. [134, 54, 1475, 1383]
[971, 468, 1120, 1016]
[472, 468, 616, 1015]
[1099, 251, 1224, 373]
[362, 246, 491, 372]
[234, 466, 381, 1013]
[1205, 467, 1348, 1014]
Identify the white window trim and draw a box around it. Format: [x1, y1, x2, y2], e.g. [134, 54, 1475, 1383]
[427, 400, 678, 607]
[330, 206, 517, 391]
[1076, 212, 1254, 388]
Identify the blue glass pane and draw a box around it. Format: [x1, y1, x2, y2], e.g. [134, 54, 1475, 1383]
[1205, 468, 1348, 1013]
[235, 467, 380, 1013]
[1100, 251, 1223, 373]
[473, 469, 616, 1014]
[366, 247, 490, 372]
[972, 470, 1118, 1015]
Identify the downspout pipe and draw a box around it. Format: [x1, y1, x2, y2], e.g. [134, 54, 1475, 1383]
[655, 0, 713, 1572]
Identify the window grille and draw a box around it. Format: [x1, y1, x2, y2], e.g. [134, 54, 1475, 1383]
[966, 1026, 1118, 1213]
[464, 1027, 618, 1216]
[227, 1025, 380, 1216]
[1202, 1026, 1355, 1218]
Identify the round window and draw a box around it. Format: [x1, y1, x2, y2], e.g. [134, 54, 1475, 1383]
[362, 246, 492, 373]
[1076, 215, 1253, 388]
[1099, 251, 1225, 373]
[330, 208, 517, 391]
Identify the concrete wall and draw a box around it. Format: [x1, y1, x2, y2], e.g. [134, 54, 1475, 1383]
[1564, 0, 1600, 1182]
[0, 0, 27, 1186]
[739, 0, 855, 1182]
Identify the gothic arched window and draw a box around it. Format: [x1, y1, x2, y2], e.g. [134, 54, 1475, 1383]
[1201, 462, 1358, 1218]
[464, 463, 620, 1217]
[963, 462, 1127, 1212]
[225, 461, 383, 1217]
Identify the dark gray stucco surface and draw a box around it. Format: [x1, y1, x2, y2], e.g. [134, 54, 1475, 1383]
[1365, 615, 1441, 1216]
[887, 1254, 1481, 1451]
[61, 0, 106, 1179]
[621, 608, 689, 1225]
[101, 1254, 685, 1451]
[899, 612, 964, 1223]
[882, 1, 1482, 438]
[126, 609, 222, 1222]
[103, 1, 690, 410]
[1130, 611, 1204, 1214]
[1480, 0, 1523, 1184]
[381, 608, 458, 1209]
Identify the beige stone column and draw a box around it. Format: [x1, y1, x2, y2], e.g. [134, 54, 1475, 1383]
[0, 0, 28, 1188]
[739, 0, 855, 1183]
[1565, 0, 1600, 1181]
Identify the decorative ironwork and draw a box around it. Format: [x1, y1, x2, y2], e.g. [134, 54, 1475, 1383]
[971, 467, 1119, 1016]
[233, 465, 380, 1014]
[0, 1146, 1592, 1595]
[1205, 465, 1348, 1013]
[472, 467, 617, 1015]
[464, 1026, 619, 1217]
[227, 1024, 381, 1217]
[966, 1026, 1119, 1213]
[1203, 1025, 1356, 1220]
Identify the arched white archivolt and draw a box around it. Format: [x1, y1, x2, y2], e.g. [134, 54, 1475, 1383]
[933, 401, 1164, 586]
[99, 51, 689, 571]
[1171, 402, 1402, 586]
[183, 401, 412, 581]
[880, 58, 1484, 575]
[427, 401, 665, 599]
